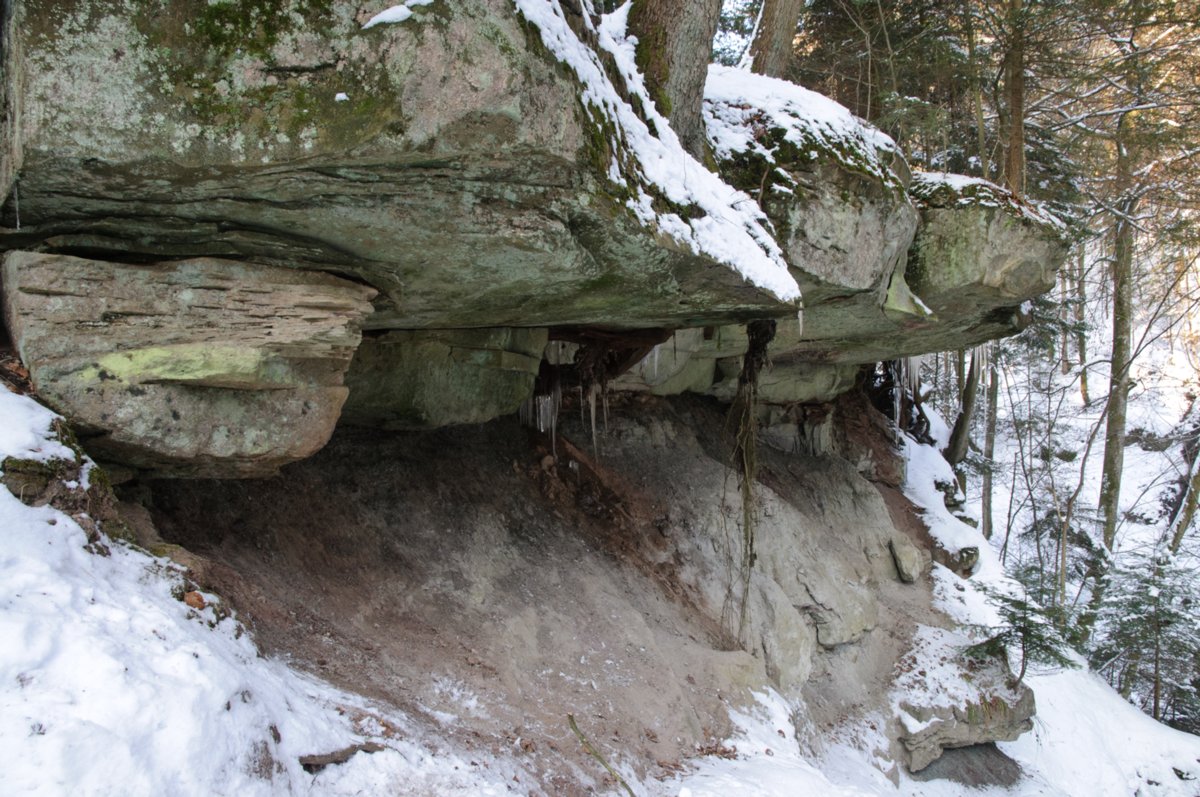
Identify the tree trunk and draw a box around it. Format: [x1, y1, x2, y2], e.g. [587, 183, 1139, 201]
[1074, 248, 1090, 404]
[1167, 443, 1200, 554]
[945, 350, 980, 466]
[967, 8, 989, 179]
[627, 0, 722, 158]
[981, 353, 999, 540]
[1098, 136, 1136, 552]
[749, 0, 803, 78]
[1003, 0, 1025, 196]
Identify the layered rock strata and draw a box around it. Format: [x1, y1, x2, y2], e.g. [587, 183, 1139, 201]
[2, 251, 375, 476]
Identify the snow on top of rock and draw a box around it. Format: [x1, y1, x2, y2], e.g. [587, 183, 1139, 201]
[513, 0, 801, 304]
[892, 624, 1024, 713]
[704, 65, 902, 189]
[910, 170, 1065, 230]
[361, 0, 435, 29]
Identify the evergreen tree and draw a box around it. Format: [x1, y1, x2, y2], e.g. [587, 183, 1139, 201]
[1091, 549, 1200, 729]
[966, 584, 1078, 683]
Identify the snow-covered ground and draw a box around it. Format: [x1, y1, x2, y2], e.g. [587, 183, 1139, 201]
[3, 385, 1198, 795]
[0, 389, 527, 796]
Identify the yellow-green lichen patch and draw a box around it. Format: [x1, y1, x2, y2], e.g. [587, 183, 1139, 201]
[78, 344, 295, 390]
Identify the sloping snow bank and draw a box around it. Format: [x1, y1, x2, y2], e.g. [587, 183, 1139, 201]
[512, 0, 800, 303]
[0, 389, 520, 796]
[1001, 667, 1200, 796]
[667, 691, 877, 797]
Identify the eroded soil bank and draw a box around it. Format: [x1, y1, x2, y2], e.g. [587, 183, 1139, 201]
[135, 394, 935, 792]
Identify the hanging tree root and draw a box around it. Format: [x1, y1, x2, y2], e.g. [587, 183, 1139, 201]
[727, 319, 776, 642]
[567, 714, 636, 797]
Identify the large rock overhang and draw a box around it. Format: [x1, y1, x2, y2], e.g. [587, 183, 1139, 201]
[0, 0, 797, 330]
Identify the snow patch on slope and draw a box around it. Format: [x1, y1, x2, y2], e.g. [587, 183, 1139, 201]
[668, 691, 876, 797]
[0, 389, 522, 796]
[1001, 667, 1200, 796]
[902, 431, 993, 562]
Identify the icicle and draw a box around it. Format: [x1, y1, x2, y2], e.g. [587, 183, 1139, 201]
[588, 383, 599, 453]
[13, 181, 19, 231]
[652, 344, 660, 379]
[517, 392, 559, 434]
[902, 355, 924, 398]
[892, 360, 903, 423]
[974, 343, 990, 373]
[796, 303, 804, 337]
[517, 358, 562, 455]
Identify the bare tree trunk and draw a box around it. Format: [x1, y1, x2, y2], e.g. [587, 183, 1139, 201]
[1167, 442, 1199, 554]
[1074, 248, 1090, 404]
[967, 7, 989, 180]
[1003, 0, 1025, 196]
[1060, 277, 1071, 374]
[945, 350, 980, 466]
[981, 353, 999, 540]
[749, 0, 803, 78]
[1098, 137, 1136, 552]
[627, 0, 722, 158]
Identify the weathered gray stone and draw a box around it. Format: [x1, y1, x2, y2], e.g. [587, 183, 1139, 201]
[1, 0, 795, 329]
[776, 172, 1065, 364]
[0, 0, 19, 206]
[935, 545, 981, 576]
[907, 175, 1065, 311]
[341, 327, 547, 430]
[711, 361, 860, 406]
[900, 673, 1036, 772]
[705, 107, 1066, 365]
[889, 536, 926, 583]
[2, 251, 375, 476]
[615, 320, 859, 406]
[611, 328, 707, 393]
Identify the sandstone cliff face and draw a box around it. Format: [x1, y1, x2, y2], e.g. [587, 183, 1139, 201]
[0, 0, 1057, 784]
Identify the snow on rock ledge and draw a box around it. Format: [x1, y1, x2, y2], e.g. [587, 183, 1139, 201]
[907, 172, 1068, 327]
[704, 65, 917, 304]
[516, 0, 800, 302]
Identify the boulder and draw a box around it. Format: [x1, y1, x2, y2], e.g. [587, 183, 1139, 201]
[704, 74, 1067, 366]
[889, 536, 926, 584]
[894, 626, 1037, 771]
[2, 251, 375, 476]
[774, 169, 1067, 363]
[341, 327, 547, 430]
[900, 684, 1036, 772]
[705, 66, 922, 357]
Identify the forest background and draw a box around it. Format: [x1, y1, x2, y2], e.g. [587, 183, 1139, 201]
[705, 0, 1200, 733]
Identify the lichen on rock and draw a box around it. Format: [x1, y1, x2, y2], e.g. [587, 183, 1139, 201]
[3, 250, 376, 477]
